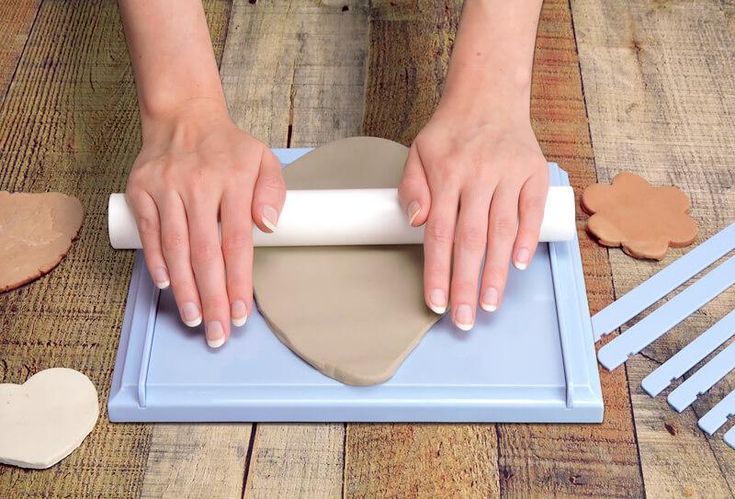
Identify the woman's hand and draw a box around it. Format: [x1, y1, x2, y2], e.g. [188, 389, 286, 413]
[399, 107, 548, 331]
[126, 98, 285, 348]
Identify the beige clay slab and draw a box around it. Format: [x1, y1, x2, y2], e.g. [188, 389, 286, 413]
[0, 191, 84, 292]
[253, 137, 440, 385]
[0, 368, 99, 469]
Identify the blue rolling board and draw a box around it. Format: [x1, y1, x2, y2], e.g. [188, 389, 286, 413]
[108, 154, 603, 423]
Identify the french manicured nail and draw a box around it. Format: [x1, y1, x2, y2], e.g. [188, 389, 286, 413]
[262, 205, 279, 232]
[481, 287, 498, 312]
[454, 304, 474, 331]
[429, 288, 447, 314]
[407, 201, 421, 226]
[153, 266, 170, 289]
[515, 248, 530, 270]
[206, 321, 225, 349]
[181, 302, 202, 327]
[231, 300, 248, 327]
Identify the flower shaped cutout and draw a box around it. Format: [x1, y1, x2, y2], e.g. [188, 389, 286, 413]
[581, 172, 698, 260]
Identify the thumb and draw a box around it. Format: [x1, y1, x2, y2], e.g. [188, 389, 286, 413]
[252, 149, 286, 233]
[398, 143, 431, 226]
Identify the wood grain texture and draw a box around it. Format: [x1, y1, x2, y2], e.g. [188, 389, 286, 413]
[220, 1, 369, 496]
[0, 1, 230, 497]
[141, 425, 249, 498]
[346, 0, 644, 497]
[131, 3, 263, 498]
[572, 0, 735, 496]
[346, 2, 502, 497]
[500, 1, 644, 495]
[0, 0, 41, 106]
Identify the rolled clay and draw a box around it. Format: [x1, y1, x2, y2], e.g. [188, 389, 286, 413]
[0, 192, 84, 292]
[0, 368, 99, 469]
[253, 137, 437, 385]
[581, 172, 698, 260]
[108, 188, 575, 248]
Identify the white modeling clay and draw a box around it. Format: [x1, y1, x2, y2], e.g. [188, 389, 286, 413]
[0, 368, 99, 469]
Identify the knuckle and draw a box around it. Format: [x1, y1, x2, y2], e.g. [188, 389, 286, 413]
[425, 258, 450, 278]
[399, 172, 424, 193]
[126, 168, 147, 190]
[483, 266, 507, 288]
[456, 225, 486, 251]
[161, 231, 187, 253]
[169, 277, 197, 300]
[257, 172, 286, 194]
[136, 214, 158, 237]
[516, 226, 537, 242]
[492, 216, 518, 238]
[451, 280, 477, 299]
[425, 218, 454, 245]
[160, 163, 181, 187]
[222, 230, 252, 254]
[182, 170, 209, 197]
[523, 194, 547, 212]
[191, 241, 221, 266]
[201, 299, 229, 317]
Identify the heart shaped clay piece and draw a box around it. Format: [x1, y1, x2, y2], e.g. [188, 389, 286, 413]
[253, 137, 440, 385]
[0, 192, 84, 292]
[0, 368, 99, 469]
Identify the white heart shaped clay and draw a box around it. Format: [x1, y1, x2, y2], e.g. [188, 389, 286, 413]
[0, 368, 99, 469]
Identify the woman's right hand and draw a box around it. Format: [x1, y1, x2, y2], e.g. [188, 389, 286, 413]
[126, 98, 285, 348]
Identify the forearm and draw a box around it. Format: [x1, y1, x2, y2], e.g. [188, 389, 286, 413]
[439, 0, 543, 121]
[118, 0, 226, 132]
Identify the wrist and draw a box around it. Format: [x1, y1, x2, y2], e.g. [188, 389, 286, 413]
[437, 64, 531, 125]
[140, 96, 231, 142]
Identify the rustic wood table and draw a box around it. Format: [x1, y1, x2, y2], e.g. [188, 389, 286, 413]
[1, 1, 734, 497]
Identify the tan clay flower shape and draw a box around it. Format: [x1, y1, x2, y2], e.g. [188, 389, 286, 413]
[581, 172, 698, 260]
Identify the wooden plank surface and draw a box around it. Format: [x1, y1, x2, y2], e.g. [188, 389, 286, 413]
[219, 1, 369, 497]
[3, 0, 735, 496]
[0, 0, 41, 106]
[345, 2, 502, 497]
[497, 1, 645, 496]
[0, 1, 231, 497]
[571, 0, 735, 496]
[345, 0, 644, 496]
[129, 1, 261, 497]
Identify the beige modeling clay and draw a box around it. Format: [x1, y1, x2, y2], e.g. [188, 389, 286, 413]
[0, 368, 99, 469]
[581, 172, 698, 260]
[0, 192, 84, 292]
[253, 137, 440, 386]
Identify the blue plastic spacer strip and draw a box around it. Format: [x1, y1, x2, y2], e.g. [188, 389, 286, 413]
[136, 287, 160, 408]
[597, 255, 735, 371]
[592, 223, 735, 341]
[641, 309, 735, 397]
[548, 167, 576, 408]
[698, 389, 735, 435]
[725, 426, 735, 449]
[667, 340, 735, 412]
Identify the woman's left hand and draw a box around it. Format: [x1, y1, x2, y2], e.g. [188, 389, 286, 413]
[399, 107, 548, 331]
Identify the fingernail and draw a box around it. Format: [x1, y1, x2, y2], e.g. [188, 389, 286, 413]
[206, 321, 225, 348]
[454, 304, 474, 331]
[181, 302, 202, 327]
[262, 205, 279, 232]
[429, 289, 447, 314]
[407, 201, 421, 226]
[481, 287, 498, 312]
[231, 300, 248, 327]
[515, 248, 530, 270]
[153, 266, 170, 289]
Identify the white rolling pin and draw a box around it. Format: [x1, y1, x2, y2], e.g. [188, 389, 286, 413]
[108, 187, 575, 249]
